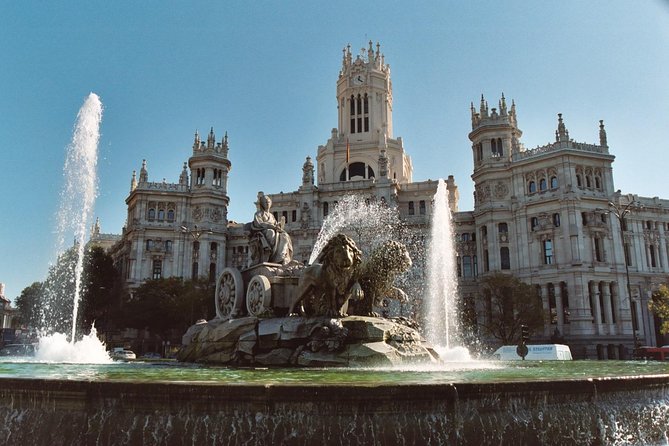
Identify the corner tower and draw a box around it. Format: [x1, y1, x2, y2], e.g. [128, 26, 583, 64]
[316, 41, 412, 185]
[187, 128, 231, 231]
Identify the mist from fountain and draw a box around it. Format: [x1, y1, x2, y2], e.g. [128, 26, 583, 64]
[38, 93, 110, 363]
[309, 195, 407, 264]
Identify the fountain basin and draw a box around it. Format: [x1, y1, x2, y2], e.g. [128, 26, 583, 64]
[0, 361, 667, 445]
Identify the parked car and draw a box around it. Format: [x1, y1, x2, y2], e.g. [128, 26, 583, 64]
[140, 352, 161, 359]
[111, 349, 136, 360]
[634, 346, 669, 361]
[0, 344, 36, 357]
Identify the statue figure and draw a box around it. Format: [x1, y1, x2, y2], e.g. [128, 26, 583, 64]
[348, 240, 413, 316]
[248, 192, 293, 265]
[289, 234, 364, 317]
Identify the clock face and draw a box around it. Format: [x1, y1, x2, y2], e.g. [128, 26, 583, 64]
[352, 74, 364, 85]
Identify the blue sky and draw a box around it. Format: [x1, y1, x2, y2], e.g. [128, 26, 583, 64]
[1, 1, 668, 302]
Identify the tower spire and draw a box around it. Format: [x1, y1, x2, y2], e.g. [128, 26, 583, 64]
[556, 113, 569, 142]
[599, 120, 608, 147]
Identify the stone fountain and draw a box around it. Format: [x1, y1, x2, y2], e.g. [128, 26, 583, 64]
[177, 192, 436, 367]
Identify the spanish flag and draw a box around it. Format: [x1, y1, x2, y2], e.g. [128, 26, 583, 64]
[346, 137, 350, 164]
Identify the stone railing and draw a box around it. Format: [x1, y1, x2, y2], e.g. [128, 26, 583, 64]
[512, 141, 609, 161]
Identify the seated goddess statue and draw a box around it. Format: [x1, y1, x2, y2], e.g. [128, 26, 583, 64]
[248, 192, 293, 265]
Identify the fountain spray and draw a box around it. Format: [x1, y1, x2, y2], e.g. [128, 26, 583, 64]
[425, 179, 459, 349]
[52, 93, 103, 342]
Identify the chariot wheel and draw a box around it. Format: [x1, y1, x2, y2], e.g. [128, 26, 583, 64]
[246, 275, 272, 317]
[215, 267, 244, 319]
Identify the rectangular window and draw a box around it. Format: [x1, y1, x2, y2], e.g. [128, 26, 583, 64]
[463, 256, 472, 277]
[408, 201, 414, 216]
[543, 239, 553, 265]
[483, 250, 489, 272]
[152, 259, 162, 280]
[650, 245, 657, 267]
[419, 200, 426, 215]
[500, 247, 510, 270]
[292, 210, 297, 222]
[594, 237, 603, 262]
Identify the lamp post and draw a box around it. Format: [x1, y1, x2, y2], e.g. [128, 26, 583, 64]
[180, 225, 213, 241]
[180, 225, 213, 279]
[607, 200, 640, 354]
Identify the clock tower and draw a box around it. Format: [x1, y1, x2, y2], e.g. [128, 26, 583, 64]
[316, 41, 412, 185]
[337, 41, 394, 139]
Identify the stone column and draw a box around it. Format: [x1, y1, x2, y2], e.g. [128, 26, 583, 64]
[602, 282, 614, 335]
[555, 283, 564, 327]
[590, 281, 603, 334]
[541, 284, 550, 337]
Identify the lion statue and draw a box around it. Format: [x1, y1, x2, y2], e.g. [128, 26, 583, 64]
[348, 240, 412, 317]
[288, 233, 363, 317]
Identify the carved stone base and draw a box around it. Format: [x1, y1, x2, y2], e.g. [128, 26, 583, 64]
[177, 316, 438, 367]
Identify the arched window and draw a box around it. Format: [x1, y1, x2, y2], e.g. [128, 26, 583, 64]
[496, 138, 503, 156]
[528, 181, 537, 193]
[146, 239, 153, 250]
[491, 138, 497, 155]
[498, 222, 508, 234]
[586, 175, 592, 188]
[595, 177, 601, 189]
[158, 209, 165, 220]
[553, 213, 561, 227]
[539, 178, 547, 191]
[576, 174, 583, 188]
[550, 176, 558, 189]
[323, 202, 329, 217]
[167, 209, 175, 221]
[148, 208, 156, 220]
[165, 240, 172, 252]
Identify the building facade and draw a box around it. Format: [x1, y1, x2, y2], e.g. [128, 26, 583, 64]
[110, 42, 669, 357]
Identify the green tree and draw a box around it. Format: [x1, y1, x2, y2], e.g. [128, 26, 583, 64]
[477, 273, 544, 345]
[649, 284, 669, 334]
[14, 282, 44, 328]
[41, 248, 78, 334]
[79, 246, 123, 333]
[123, 278, 215, 338]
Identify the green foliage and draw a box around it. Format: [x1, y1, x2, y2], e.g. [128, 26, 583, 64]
[123, 278, 215, 338]
[15, 246, 125, 337]
[41, 248, 78, 334]
[477, 273, 544, 345]
[649, 284, 669, 335]
[79, 246, 123, 332]
[14, 282, 44, 328]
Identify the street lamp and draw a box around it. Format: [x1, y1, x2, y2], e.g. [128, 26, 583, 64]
[179, 225, 214, 279]
[180, 225, 213, 240]
[607, 200, 640, 354]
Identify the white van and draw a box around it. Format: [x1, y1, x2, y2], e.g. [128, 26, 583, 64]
[492, 344, 573, 360]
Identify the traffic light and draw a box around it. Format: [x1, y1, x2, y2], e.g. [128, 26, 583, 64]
[521, 324, 530, 343]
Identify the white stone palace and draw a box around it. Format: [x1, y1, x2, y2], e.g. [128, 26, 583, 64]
[108, 42, 669, 358]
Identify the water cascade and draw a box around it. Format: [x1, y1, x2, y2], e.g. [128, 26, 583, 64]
[308, 194, 404, 265]
[425, 178, 459, 350]
[42, 93, 103, 345]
